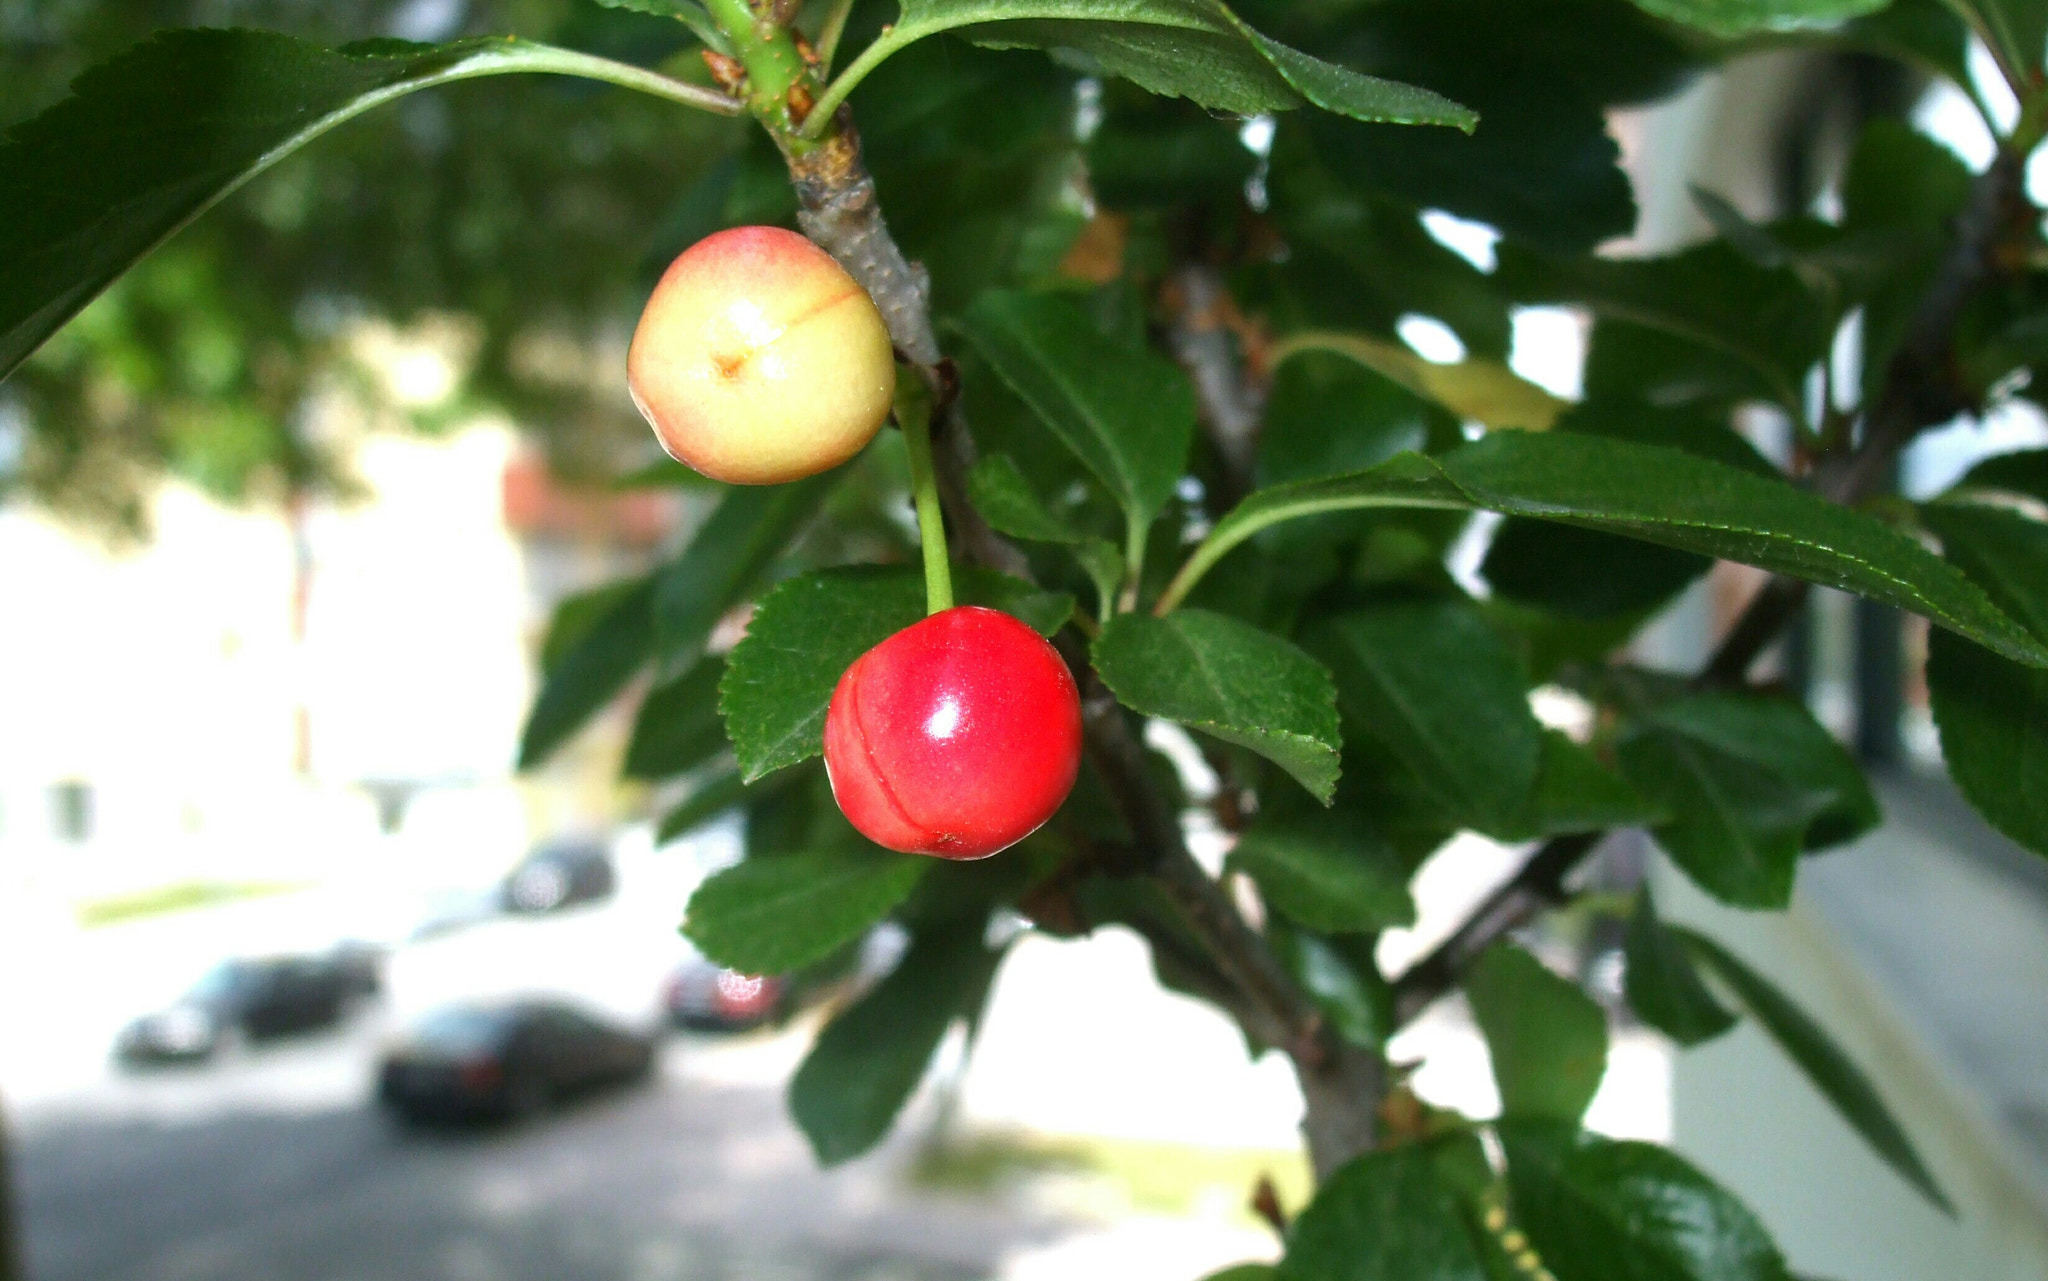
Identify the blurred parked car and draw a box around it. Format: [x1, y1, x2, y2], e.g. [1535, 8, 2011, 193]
[407, 885, 504, 941]
[116, 955, 358, 1062]
[328, 938, 387, 996]
[664, 948, 787, 1030]
[377, 1000, 654, 1124]
[501, 840, 615, 914]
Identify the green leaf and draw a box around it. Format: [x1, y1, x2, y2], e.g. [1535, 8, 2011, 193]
[789, 922, 1004, 1165]
[1623, 888, 1737, 1047]
[842, 0, 1476, 129]
[1270, 924, 1394, 1048]
[720, 566, 1073, 782]
[1290, 0, 1699, 253]
[1665, 690, 1879, 849]
[1955, 448, 2048, 506]
[1257, 169, 1512, 361]
[653, 474, 838, 671]
[1923, 503, 2048, 857]
[589, 0, 732, 51]
[1837, 120, 1972, 404]
[967, 453, 1089, 544]
[1842, 118, 1974, 233]
[1834, 0, 1974, 91]
[1583, 317, 1781, 411]
[1229, 813, 1416, 933]
[1165, 432, 2048, 669]
[1928, 628, 2048, 859]
[683, 848, 927, 975]
[1626, 0, 1887, 36]
[1500, 1122, 1796, 1281]
[1074, 539, 1129, 618]
[0, 28, 733, 381]
[1202, 1268, 1281, 1281]
[958, 290, 1197, 526]
[1307, 601, 1545, 838]
[1524, 731, 1669, 837]
[1951, 0, 2048, 88]
[1280, 1144, 1490, 1281]
[1255, 348, 1454, 498]
[1482, 400, 1776, 620]
[1271, 334, 1567, 431]
[1465, 945, 1608, 1125]
[657, 767, 748, 842]
[663, 760, 816, 844]
[1093, 609, 1343, 802]
[1678, 929, 1953, 1213]
[1485, 519, 1711, 620]
[625, 657, 728, 781]
[1616, 691, 1878, 908]
[519, 576, 658, 769]
[1496, 240, 1828, 411]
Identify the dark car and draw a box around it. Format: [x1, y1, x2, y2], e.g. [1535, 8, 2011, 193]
[663, 951, 786, 1031]
[500, 840, 615, 914]
[376, 1000, 654, 1124]
[328, 939, 386, 997]
[116, 955, 357, 1062]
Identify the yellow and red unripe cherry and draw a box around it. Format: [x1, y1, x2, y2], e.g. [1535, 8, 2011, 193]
[824, 607, 1084, 859]
[627, 225, 896, 485]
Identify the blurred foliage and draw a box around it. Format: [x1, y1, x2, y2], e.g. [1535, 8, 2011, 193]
[1, 0, 740, 531]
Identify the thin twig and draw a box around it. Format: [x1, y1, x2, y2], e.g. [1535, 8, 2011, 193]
[1168, 264, 1264, 510]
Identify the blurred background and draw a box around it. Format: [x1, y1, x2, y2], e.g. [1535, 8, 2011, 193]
[4, 3, 2048, 1280]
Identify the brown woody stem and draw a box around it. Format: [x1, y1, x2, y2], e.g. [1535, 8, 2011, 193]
[757, 82, 1377, 1176]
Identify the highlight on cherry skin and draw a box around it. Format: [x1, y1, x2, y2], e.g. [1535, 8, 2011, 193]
[824, 607, 1085, 860]
[627, 225, 897, 485]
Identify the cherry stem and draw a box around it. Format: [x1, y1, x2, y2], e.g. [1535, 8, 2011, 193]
[897, 376, 954, 615]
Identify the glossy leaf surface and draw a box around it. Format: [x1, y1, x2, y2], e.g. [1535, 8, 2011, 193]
[959, 290, 1198, 525]
[683, 848, 927, 975]
[1308, 601, 1545, 837]
[864, 0, 1478, 128]
[1925, 503, 2048, 858]
[1094, 609, 1344, 802]
[1281, 1145, 1491, 1281]
[1230, 813, 1416, 933]
[1170, 433, 2048, 669]
[1501, 1122, 1796, 1281]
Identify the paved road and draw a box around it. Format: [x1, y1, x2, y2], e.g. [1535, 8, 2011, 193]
[13, 1018, 1070, 1281]
[0, 877, 1288, 1281]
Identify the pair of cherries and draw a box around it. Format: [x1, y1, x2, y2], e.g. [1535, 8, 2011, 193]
[629, 226, 1083, 858]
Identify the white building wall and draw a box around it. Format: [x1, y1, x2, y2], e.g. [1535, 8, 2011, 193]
[0, 418, 540, 907]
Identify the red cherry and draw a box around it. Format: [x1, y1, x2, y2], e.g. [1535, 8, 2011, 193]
[824, 606, 1084, 859]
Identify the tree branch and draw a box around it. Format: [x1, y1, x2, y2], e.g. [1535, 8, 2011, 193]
[777, 110, 1379, 1176]
[1076, 668, 1384, 1179]
[1167, 264, 1264, 510]
[1388, 143, 2039, 1027]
